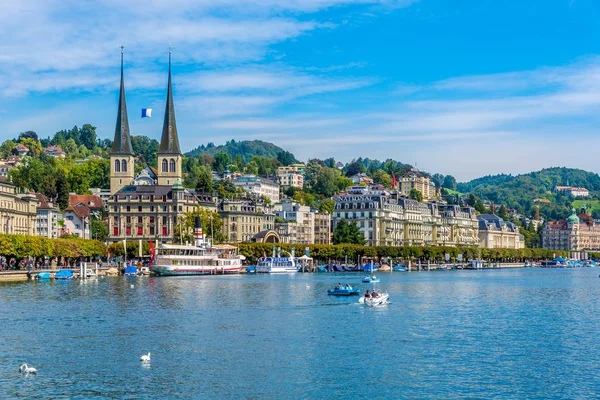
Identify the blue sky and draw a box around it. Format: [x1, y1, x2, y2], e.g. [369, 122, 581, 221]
[2, 0, 600, 181]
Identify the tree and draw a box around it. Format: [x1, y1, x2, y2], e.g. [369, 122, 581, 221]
[0, 140, 16, 158]
[63, 138, 78, 155]
[409, 189, 423, 202]
[196, 165, 214, 193]
[442, 175, 457, 191]
[213, 152, 231, 174]
[276, 151, 295, 166]
[318, 199, 335, 214]
[90, 217, 108, 241]
[332, 219, 366, 245]
[498, 204, 508, 218]
[345, 161, 365, 177]
[19, 131, 38, 141]
[79, 124, 97, 150]
[312, 167, 339, 198]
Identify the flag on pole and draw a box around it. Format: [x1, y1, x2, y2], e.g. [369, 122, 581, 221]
[391, 172, 397, 189]
[141, 108, 152, 118]
[149, 241, 155, 263]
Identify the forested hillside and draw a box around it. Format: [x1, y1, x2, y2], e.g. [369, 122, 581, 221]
[457, 167, 600, 220]
[185, 140, 295, 163]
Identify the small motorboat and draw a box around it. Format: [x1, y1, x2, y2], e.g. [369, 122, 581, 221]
[359, 291, 389, 306]
[328, 286, 361, 296]
[393, 265, 407, 272]
[362, 275, 380, 283]
[34, 272, 51, 280]
[54, 270, 74, 280]
[316, 266, 327, 273]
[124, 266, 138, 276]
[245, 266, 256, 274]
[86, 270, 97, 279]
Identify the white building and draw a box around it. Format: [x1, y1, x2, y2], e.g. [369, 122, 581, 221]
[232, 175, 280, 204]
[63, 205, 90, 239]
[33, 193, 61, 238]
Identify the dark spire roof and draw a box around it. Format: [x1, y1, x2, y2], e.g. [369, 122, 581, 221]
[158, 49, 181, 155]
[111, 46, 133, 155]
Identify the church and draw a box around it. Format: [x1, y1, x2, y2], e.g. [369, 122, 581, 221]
[107, 49, 204, 243]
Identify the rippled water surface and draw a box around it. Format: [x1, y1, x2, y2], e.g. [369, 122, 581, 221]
[2, 268, 600, 399]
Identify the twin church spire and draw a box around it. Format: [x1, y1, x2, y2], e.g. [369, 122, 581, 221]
[110, 46, 182, 193]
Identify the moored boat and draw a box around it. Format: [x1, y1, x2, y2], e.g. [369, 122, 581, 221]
[124, 266, 138, 276]
[256, 247, 298, 273]
[34, 272, 51, 280]
[151, 217, 243, 276]
[54, 270, 74, 280]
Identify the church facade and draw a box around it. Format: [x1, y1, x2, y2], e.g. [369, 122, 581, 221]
[107, 50, 204, 244]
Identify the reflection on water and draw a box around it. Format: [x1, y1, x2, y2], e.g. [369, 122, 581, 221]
[1, 268, 600, 398]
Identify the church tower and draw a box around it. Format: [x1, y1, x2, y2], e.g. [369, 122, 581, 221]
[110, 46, 135, 194]
[157, 49, 182, 186]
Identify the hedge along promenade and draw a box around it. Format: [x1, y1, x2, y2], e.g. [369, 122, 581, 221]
[0, 234, 106, 263]
[237, 243, 585, 264]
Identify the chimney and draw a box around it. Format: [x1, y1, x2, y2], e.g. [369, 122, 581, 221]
[194, 216, 203, 246]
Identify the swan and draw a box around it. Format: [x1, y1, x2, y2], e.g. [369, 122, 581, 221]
[305, 284, 311, 289]
[140, 352, 151, 362]
[19, 364, 37, 374]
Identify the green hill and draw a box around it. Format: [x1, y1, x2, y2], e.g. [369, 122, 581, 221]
[457, 167, 600, 220]
[185, 140, 295, 163]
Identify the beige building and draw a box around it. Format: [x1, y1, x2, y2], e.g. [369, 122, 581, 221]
[477, 214, 524, 249]
[314, 212, 331, 245]
[0, 179, 38, 235]
[332, 186, 478, 247]
[277, 164, 305, 189]
[543, 210, 600, 251]
[219, 200, 275, 243]
[398, 174, 437, 200]
[273, 200, 331, 245]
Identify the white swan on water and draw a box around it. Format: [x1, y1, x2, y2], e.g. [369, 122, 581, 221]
[140, 352, 151, 362]
[19, 364, 37, 374]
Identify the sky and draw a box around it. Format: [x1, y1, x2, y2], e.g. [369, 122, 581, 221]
[1, 0, 600, 181]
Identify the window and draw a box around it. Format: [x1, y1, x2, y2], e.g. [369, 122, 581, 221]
[162, 227, 167, 236]
[138, 216, 142, 223]
[126, 206, 130, 212]
[75, 224, 80, 229]
[137, 227, 143, 235]
[138, 206, 142, 212]
[114, 227, 119, 235]
[162, 206, 167, 212]
[178, 206, 182, 212]
[114, 216, 118, 223]
[149, 227, 154, 235]
[121, 159, 127, 172]
[162, 159, 168, 172]
[126, 227, 131, 235]
[126, 216, 131, 223]
[114, 159, 120, 172]
[150, 216, 154, 224]
[162, 216, 167, 225]
[170, 159, 176, 173]
[150, 206, 154, 212]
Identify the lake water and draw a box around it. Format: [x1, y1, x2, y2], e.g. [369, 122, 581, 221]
[1, 268, 600, 399]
